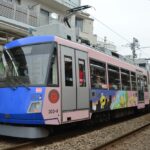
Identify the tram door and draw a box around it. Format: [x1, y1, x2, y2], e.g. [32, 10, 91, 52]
[76, 50, 89, 109]
[61, 46, 89, 111]
[137, 73, 144, 102]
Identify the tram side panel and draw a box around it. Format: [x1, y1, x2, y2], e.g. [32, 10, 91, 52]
[41, 40, 150, 125]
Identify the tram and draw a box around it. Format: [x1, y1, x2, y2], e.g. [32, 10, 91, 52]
[0, 35, 149, 138]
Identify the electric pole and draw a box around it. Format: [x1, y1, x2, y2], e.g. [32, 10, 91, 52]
[130, 37, 139, 61]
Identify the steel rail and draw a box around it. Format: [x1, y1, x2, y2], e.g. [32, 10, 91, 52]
[93, 122, 150, 150]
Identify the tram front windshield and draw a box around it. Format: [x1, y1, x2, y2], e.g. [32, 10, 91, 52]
[0, 43, 57, 86]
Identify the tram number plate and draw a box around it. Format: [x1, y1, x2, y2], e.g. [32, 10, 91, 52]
[49, 109, 58, 114]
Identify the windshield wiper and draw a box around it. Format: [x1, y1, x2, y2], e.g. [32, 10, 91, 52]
[14, 77, 30, 90]
[5, 77, 17, 90]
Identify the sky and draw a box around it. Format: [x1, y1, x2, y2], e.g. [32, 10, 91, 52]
[81, 0, 150, 58]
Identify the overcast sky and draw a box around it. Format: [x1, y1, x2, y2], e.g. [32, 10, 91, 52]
[81, 0, 150, 58]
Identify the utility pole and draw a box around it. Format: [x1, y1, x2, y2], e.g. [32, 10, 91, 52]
[130, 37, 139, 61]
[104, 36, 107, 49]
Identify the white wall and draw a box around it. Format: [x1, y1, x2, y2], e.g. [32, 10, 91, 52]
[83, 19, 93, 34]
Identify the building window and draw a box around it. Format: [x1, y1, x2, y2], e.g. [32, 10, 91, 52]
[40, 9, 50, 26]
[76, 18, 83, 32]
[4, 0, 21, 4]
[15, 0, 21, 5]
[4, 0, 13, 3]
[139, 63, 146, 68]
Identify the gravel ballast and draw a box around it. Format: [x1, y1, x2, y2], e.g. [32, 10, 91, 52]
[31, 114, 150, 150]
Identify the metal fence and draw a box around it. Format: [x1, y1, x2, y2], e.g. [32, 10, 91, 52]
[0, 0, 37, 26]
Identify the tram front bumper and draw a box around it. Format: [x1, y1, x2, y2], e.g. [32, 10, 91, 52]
[0, 124, 49, 138]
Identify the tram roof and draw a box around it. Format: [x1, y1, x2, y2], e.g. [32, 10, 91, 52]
[3, 35, 148, 74]
[4, 35, 55, 49]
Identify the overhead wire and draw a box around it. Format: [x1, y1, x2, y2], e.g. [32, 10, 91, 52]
[83, 3, 150, 59]
[89, 12, 150, 59]
[138, 47, 150, 58]
[90, 15, 130, 43]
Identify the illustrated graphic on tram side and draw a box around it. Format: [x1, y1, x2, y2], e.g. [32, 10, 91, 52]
[90, 90, 137, 111]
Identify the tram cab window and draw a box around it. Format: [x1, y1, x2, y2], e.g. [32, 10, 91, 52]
[4, 51, 18, 77]
[108, 65, 120, 90]
[131, 72, 137, 91]
[90, 60, 106, 89]
[48, 47, 58, 86]
[79, 59, 86, 87]
[143, 76, 148, 92]
[121, 69, 131, 91]
[64, 56, 73, 86]
[0, 57, 5, 77]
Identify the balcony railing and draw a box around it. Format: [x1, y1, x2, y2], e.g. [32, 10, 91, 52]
[0, 0, 38, 27]
[54, 0, 80, 8]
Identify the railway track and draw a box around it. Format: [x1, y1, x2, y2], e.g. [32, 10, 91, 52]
[2, 141, 34, 150]
[0, 113, 149, 150]
[0, 137, 32, 150]
[93, 123, 150, 150]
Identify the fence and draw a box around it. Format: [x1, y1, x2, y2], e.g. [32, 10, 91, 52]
[0, 0, 37, 26]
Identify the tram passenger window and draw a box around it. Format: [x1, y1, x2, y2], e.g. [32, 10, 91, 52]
[108, 65, 120, 90]
[64, 56, 73, 86]
[137, 75, 145, 92]
[144, 76, 148, 92]
[79, 59, 86, 87]
[131, 72, 137, 91]
[90, 60, 106, 89]
[137, 75, 142, 90]
[121, 69, 131, 90]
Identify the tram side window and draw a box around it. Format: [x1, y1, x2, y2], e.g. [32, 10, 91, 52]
[137, 75, 142, 91]
[121, 69, 131, 90]
[108, 65, 120, 90]
[131, 72, 137, 91]
[144, 76, 148, 92]
[64, 56, 73, 86]
[90, 59, 106, 89]
[79, 59, 86, 87]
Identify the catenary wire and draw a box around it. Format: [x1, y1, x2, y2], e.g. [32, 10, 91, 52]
[90, 15, 130, 43]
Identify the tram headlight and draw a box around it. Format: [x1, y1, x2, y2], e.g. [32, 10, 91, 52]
[28, 101, 42, 113]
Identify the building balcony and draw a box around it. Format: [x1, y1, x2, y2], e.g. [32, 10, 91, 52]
[0, 0, 38, 27]
[37, 0, 80, 10]
[54, 0, 81, 8]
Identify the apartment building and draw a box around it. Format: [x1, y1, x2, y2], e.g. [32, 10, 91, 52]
[0, 0, 98, 46]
